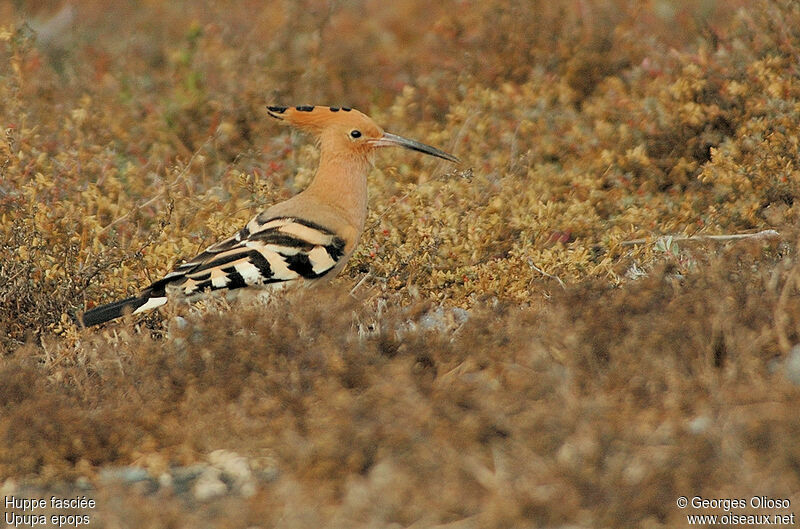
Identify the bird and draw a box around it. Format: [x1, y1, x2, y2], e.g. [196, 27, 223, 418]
[80, 105, 460, 327]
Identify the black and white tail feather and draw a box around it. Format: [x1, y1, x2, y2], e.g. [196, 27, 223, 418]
[81, 216, 345, 327]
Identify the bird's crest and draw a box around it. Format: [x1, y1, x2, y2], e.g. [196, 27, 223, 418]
[266, 105, 382, 138]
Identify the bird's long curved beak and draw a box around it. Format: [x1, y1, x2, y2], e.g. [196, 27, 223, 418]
[371, 132, 460, 164]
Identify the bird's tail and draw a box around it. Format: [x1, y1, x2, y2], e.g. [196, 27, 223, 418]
[81, 295, 160, 327]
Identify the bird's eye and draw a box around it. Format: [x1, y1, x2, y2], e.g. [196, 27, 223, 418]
[350, 130, 362, 139]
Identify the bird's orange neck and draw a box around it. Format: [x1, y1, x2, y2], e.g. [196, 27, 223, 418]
[301, 148, 372, 233]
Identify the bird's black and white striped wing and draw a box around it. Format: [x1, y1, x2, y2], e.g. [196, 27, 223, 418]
[146, 216, 346, 300]
[81, 217, 346, 326]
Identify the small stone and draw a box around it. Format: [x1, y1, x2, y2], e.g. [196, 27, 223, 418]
[171, 464, 208, 495]
[1, 478, 18, 496]
[193, 467, 227, 501]
[207, 450, 257, 497]
[99, 466, 150, 484]
[158, 473, 173, 489]
[688, 415, 710, 434]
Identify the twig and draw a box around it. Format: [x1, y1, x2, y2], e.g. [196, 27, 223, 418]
[527, 257, 566, 289]
[349, 271, 373, 297]
[620, 229, 780, 247]
[434, 110, 475, 177]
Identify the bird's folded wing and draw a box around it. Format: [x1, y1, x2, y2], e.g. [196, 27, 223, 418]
[142, 216, 347, 301]
[80, 216, 347, 326]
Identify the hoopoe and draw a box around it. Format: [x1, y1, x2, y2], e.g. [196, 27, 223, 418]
[81, 105, 460, 327]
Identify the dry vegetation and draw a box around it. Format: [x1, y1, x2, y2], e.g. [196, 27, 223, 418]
[2, 0, 800, 527]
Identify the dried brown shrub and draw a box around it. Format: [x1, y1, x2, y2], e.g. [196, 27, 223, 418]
[2, 0, 800, 527]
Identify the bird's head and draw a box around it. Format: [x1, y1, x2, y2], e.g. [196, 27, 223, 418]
[267, 105, 460, 164]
